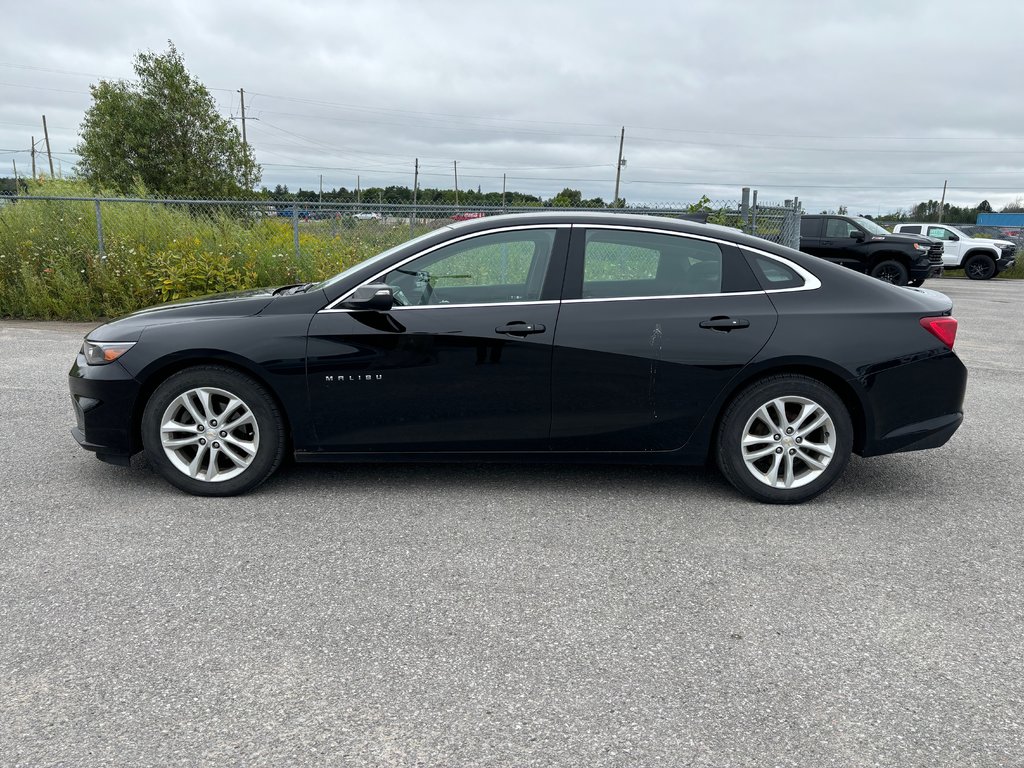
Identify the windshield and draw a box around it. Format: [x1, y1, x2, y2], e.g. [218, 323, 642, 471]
[853, 217, 890, 236]
[315, 227, 451, 291]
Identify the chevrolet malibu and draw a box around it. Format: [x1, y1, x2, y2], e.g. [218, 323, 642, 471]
[69, 212, 967, 503]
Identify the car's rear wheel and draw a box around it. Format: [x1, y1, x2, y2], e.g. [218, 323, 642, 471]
[869, 259, 909, 285]
[964, 253, 996, 280]
[141, 366, 286, 496]
[716, 375, 852, 504]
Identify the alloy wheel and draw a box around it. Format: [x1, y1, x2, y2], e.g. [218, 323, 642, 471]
[740, 396, 837, 489]
[159, 386, 260, 482]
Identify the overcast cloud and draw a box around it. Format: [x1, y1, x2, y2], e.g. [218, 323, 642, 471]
[4, 0, 1023, 214]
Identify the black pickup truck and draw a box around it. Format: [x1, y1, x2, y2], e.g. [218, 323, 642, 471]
[799, 214, 944, 286]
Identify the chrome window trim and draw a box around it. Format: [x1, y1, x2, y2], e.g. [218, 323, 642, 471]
[735, 245, 822, 293]
[562, 291, 765, 304]
[321, 224, 571, 312]
[577, 224, 822, 295]
[318, 221, 821, 313]
[320, 299, 560, 314]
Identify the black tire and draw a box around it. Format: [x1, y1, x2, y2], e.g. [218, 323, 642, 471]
[869, 259, 909, 285]
[141, 366, 286, 496]
[964, 253, 996, 280]
[715, 375, 853, 504]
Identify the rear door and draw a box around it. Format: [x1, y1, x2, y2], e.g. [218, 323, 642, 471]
[550, 226, 778, 452]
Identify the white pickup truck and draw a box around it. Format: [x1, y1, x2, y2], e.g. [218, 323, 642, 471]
[892, 223, 1016, 279]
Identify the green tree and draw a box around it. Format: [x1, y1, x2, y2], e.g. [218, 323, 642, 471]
[977, 199, 993, 213]
[549, 188, 583, 207]
[75, 42, 259, 198]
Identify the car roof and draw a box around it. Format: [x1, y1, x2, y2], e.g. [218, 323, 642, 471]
[446, 211, 797, 258]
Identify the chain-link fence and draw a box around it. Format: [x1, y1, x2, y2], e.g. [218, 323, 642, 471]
[0, 191, 803, 319]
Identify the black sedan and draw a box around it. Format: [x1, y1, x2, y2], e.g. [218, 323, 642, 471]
[69, 212, 967, 503]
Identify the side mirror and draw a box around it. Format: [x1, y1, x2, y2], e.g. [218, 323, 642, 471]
[850, 230, 865, 241]
[343, 283, 395, 311]
[947, 233, 959, 241]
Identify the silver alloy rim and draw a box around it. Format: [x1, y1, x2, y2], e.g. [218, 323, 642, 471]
[159, 386, 260, 482]
[740, 396, 836, 489]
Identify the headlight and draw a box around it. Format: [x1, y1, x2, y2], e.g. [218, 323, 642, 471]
[912, 242, 930, 251]
[82, 340, 136, 365]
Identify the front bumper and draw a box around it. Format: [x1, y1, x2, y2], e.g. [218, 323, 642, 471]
[68, 352, 142, 461]
[997, 254, 1016, 274]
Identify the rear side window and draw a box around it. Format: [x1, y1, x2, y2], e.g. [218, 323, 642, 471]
[800, 218, 823, 238]
[581, 230, 724, 298]
[900, 225, 921, 234]
[747, 253, 805, 290]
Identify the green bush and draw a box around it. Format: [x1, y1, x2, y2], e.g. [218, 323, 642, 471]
[0, 179, 415, 320]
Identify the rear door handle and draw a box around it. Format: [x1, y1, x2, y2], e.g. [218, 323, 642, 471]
[495, 322, 546, 336]
[699, 317, 750, 332]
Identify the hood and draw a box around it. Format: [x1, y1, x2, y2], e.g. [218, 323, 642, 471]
[87, 287, 279, 342]
[866, 232, 936, 246]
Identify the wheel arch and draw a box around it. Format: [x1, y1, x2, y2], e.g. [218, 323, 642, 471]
[960, 247, 998, 267]
[707, 361, 868, 457]
[130, 352, 294, 457]
[867, 250, 912, 270]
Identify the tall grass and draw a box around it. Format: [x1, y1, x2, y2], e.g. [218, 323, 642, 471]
[0, 179, 421, 320]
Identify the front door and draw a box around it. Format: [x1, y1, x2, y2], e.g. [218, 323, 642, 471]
[306, 226, 568, 452]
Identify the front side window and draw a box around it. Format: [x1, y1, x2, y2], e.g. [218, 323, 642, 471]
[381, 229, 556, 306]
[581, 230, 724, 298]
[825, 218, 860, 239]
[927, 227, 953, 240]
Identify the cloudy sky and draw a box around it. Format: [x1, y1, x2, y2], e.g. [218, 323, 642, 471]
[4, 0, 1023, 214]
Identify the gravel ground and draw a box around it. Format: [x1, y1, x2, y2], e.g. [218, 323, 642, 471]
[0, 279, 1021, 767]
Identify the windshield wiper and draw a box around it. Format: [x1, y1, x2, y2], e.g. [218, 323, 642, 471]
[272, 282, 316, 296]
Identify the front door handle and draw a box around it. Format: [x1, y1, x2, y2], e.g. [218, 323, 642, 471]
[495, 322, 546, 336]
[699, 316, 750, 332]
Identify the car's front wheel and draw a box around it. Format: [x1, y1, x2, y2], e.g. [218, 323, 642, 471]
[141, 366, 286, 496]
[964, 253, 996, 280]
[869, 259, 909, 285]
[715, 375, 853, 504]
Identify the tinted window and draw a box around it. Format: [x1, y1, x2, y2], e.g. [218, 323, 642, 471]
[582, 230, 723, 298]
[800, 218, 823, 238]
[747, 254, 805, 290]
[825, 218, 860, 238]
[382, 229, 555, 305]
[900, 225, 921, 234]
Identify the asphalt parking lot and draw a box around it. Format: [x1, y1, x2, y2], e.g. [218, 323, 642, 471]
[1, 279, 1022, 767]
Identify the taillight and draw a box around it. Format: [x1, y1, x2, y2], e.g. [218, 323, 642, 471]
[920, 316, 958, 348]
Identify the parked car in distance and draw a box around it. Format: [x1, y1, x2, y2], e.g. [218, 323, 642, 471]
[352, 212, 381, 221]
[452, 212, 486, 221]
[69, 212, 966, 504]
[892, 223, 1017, 279]
[800, 214, 943, 286]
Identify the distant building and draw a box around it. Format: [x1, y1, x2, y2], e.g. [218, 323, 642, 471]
[976, 212, 1024, 227]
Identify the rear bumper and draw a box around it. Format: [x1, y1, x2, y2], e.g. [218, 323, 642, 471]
[856, 349, 967, 458]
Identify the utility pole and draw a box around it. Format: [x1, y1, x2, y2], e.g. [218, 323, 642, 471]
[42, 115, 54, 177]
[613, 126, 625, 207]
[238, 88, 248, 147]
[31, 136, 36, 178]
[318, 174, 323, 204]
[357, 175, 361, 204]
[410, 158, 419, 237]
[502, 173, 507, 210]
[453, 160, 459, 208]
[12, 159, 18, 185]
[937, 179, 948, 223]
